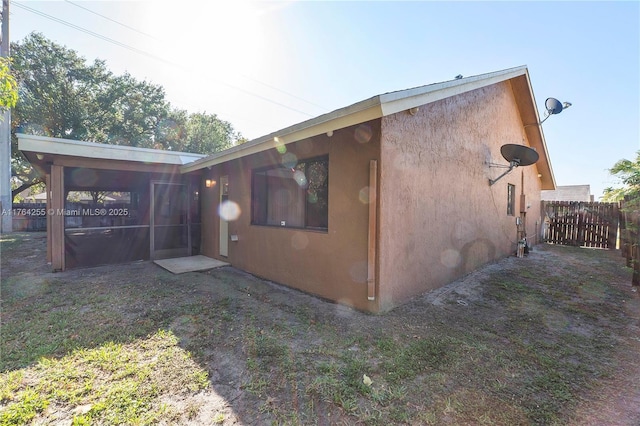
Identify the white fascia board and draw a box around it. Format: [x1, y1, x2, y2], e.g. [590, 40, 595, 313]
[379, 66, 528, 116]
[180, 102, 383, 173]
[17, 134, 205, 165]
[181, 65, 531, 174]
[520, 69, 557, 190]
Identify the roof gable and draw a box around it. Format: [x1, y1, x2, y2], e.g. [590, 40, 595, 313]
[16, 66, 555, 190]
[181, 65, 555, 189]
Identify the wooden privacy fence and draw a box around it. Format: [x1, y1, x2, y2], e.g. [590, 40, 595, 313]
[619, 197, 640, 286]
[543, 199, 640, 288]
[541, 201, 619, 249]
[11, 203, 47, 231]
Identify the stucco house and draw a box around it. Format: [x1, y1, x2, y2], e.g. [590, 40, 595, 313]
[18, 65, 555, 312]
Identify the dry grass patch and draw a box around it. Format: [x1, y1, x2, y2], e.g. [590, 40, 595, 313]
[2, 233, 639, 425]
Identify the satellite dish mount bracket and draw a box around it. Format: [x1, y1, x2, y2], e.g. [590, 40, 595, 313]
[489, 144, 539, 186]
[489, 159, 520, 186]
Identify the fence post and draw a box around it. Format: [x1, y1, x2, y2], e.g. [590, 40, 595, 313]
[631, 243, 640, 286]
[621, 198, 629, 262]
[608, 203, 619, 249]
[635, 202, 640, 287]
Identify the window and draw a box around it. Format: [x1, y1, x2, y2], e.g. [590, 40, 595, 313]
[252, 156, 328, 230]
[64, 191, 143, 228]
[507, 184, 515, 216]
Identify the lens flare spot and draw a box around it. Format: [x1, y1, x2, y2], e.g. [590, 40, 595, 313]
[440, 249, 462, 269]
[307, 191, 318, 204]
[218, 200, 241, 221]
[291, 232, 309, 250]
[359, 186, 370, 204]
[354, 124, 373, 144]
[274, 137, 286, 154]
[282, 152, 298, 169]
[293, 170, 307, 187]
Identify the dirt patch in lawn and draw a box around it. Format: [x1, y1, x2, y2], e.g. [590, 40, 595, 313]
[2, 232, 639, 425]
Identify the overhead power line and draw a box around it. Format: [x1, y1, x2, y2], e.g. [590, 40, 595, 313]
[64, 0, 159, 41]
[14, 2, 167, 63]
[66, 0, 329, 112]
[13, 1, 322, 118]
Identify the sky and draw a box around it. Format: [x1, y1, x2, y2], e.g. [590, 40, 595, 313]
[8, 0, 640, 199]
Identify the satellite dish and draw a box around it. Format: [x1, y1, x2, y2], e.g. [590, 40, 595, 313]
[545, 97, 564, 115]
[500, 144, 539, 167]
[489, 144, 539, 186]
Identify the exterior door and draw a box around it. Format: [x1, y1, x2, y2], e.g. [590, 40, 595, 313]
[219, 176, 229, 257]
[151, 182, 189, 259]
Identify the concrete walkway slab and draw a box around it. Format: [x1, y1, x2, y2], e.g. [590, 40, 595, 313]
[154, 255, 229, 274]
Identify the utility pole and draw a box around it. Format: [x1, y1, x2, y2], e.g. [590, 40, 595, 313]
[0, 0, 11, 233]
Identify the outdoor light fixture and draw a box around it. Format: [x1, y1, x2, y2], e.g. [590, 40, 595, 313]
[36, 153, 44, 160]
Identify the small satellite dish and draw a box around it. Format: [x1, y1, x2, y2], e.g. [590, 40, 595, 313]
[500, 144, 539, 167]
[545, 98, 564, 115]
[489, 144, 539, 186]
[538, 97, 571, 124]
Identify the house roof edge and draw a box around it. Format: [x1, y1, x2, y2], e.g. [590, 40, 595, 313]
[17, 133, 206, 166]
[181, 65, 531, 173]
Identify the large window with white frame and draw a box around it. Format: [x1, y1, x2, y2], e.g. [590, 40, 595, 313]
[252, 156, 328, 230]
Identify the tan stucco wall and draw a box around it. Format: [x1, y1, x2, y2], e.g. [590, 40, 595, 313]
[378, 81, 543, 310]
[199, 121, 381, 311]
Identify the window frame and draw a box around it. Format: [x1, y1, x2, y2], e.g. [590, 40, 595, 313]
[251, 155, 329, 232]
[507, 183, 516, 216]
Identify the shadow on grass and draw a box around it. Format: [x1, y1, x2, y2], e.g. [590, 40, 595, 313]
[1, 235, 638, 425]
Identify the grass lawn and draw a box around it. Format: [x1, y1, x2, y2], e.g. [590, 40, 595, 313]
[1, 232, 639, 425]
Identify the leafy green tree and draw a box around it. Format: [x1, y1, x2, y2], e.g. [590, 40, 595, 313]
[155, 108, 188, 151]
[11, 32, 108, 139]
[602, 151, 640, 202]
[0, 57, 18, 110]
[90, 73, 170, 148]
[10, 32, 245, 200]
[155, 109, 245, 154]
[11, 33, 110, 197]
[181, 112, 242, 154]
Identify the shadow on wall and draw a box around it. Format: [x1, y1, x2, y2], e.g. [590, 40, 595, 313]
[455, 238, 497, 277]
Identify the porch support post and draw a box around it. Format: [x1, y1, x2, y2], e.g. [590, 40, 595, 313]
[367, 160, 378, 301]
[50, 165, 65, 271]
[45, 173, 52, 264]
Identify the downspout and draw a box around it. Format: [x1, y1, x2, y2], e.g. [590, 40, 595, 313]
[367, 159, 377, 301]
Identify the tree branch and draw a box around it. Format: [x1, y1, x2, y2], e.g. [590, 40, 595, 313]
[12, 178, 44, 201]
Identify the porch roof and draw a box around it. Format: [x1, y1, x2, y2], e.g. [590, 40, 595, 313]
[17, 134, 205, 176]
